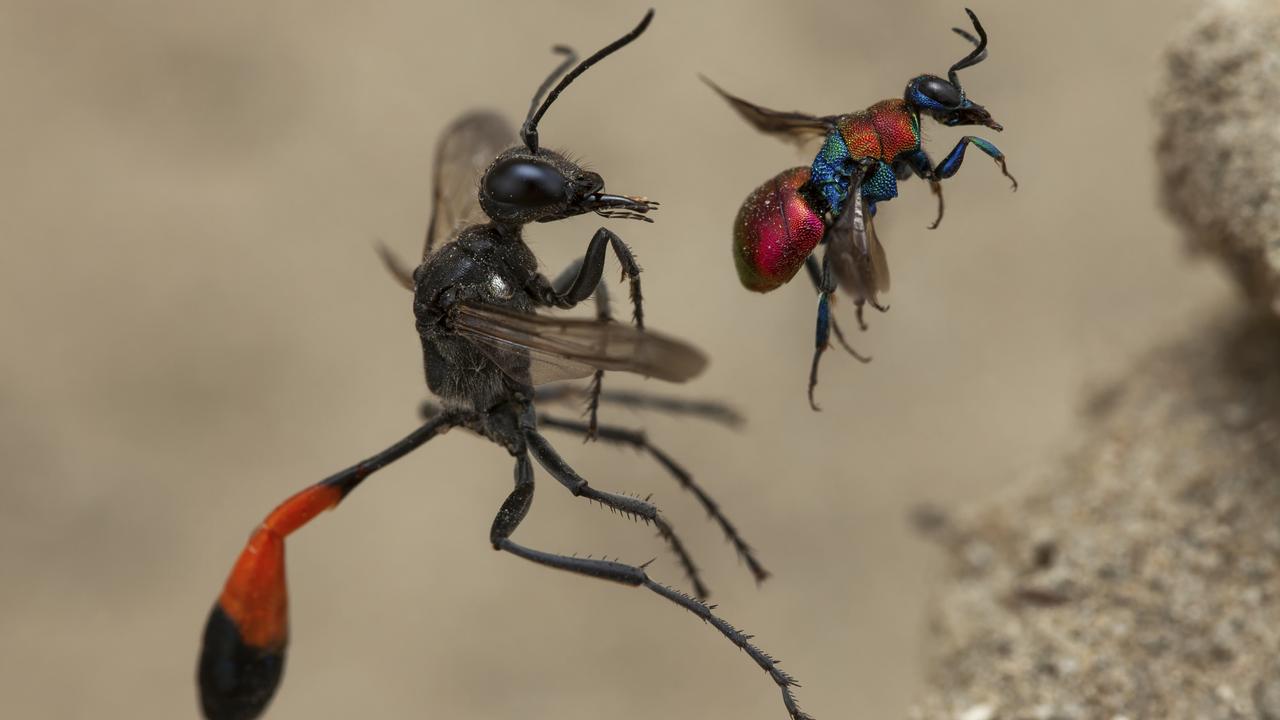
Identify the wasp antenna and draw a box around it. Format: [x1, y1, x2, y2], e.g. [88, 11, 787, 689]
[522, 45, 578, 150]
[520, 9, 655, 153]
[947, 8, 989, 91]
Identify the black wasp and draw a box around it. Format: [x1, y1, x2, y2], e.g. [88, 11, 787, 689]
[197, 11, 811, 720]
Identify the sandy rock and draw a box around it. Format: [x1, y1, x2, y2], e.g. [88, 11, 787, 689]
[1156, 0, 1280, 319]
[911, 313, 1280, 718]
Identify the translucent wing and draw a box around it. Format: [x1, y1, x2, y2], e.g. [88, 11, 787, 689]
[701, 75, 835, 148]
[453, 304, 708, 386]
[422, 111, 517, 259]
[828, 183, 891, 308]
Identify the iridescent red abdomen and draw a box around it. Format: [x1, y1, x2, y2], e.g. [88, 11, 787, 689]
[733, 167, 825, 293]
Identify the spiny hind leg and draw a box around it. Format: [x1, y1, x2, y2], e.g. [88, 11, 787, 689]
[537, 413, 768, 583]
[490, 453, 812, 720]
[523, 426, 709, 598]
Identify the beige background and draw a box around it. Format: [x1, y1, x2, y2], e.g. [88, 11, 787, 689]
[0, 1, 1221, 718]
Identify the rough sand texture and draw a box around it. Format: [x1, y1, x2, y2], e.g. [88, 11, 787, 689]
[911, 1, 1280, 715]
[910, 312, 1280, 720]
[1157, 0, 1280, 318]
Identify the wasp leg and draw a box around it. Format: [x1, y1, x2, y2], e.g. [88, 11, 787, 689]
[547, 258, 615, 438]
[523, 426, 709, 598]
[537, 227, 644, 328]
[933, 136, 1018, 190]
[809, 290, 832, 412]
[198, 412, 460, 720]
[491, 453, 812, 720]
[535, 385, 744, 429]
[927, 179, 945, 229]
[438, 384, 744, 431]
[807, 253, 869, 411]
[804, 255, 874, 355]
[538, 231, 642, 437]
[899, 149, 945, 229]
[375, 242, 416, 290]
[537, 413, 769, 583]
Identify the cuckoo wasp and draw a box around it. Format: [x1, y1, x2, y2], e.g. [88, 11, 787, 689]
[705, 8, 1017, 409]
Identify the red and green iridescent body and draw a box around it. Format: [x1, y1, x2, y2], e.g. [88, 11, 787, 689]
[734, 100, 923, 292]
[716, 7, 1015, 409]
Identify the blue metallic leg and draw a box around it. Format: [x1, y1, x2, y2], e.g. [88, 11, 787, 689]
[901, 149, 946, 229]
[804, 255, 873, 350]
[806, 254, 870, 411]
[809, 280, 832, 411]
[934, 136, 1018, 189]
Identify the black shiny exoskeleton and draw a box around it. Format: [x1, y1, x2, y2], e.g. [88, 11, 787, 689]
[197, 11, 811, 720]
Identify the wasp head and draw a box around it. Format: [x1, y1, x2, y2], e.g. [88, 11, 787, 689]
[904, 74, 1001, 131]
[905, 9, 1002, 131]
[485, 10, 657, 227]
[479, 148, 657, 226]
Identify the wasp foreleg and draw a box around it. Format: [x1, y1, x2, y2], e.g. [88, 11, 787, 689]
[933, 136, 1018, 190]
[538, 227, 644, 328]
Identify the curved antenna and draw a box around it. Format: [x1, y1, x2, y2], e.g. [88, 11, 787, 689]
[947, 8, 989, 92]
[520, 9, 655, 153]
[523, 45, 579, 140]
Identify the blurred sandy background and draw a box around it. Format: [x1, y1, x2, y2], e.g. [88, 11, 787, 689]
[0, 1, 1225, 718]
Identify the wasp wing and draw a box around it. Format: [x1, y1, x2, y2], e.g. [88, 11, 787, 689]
[828, 183, 891, 308]
[701, 75, 834, 148]
[453, 304, 708, 386]
[422, 111, 517, 259]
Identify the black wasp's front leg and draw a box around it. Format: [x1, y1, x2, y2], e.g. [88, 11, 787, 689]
[534, 226, 644, 328]
[533, 227, 643, 436]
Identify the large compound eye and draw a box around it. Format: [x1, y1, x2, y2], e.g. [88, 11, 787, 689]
[483, 158, 568, 209]
[916, 76, 962, 107]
